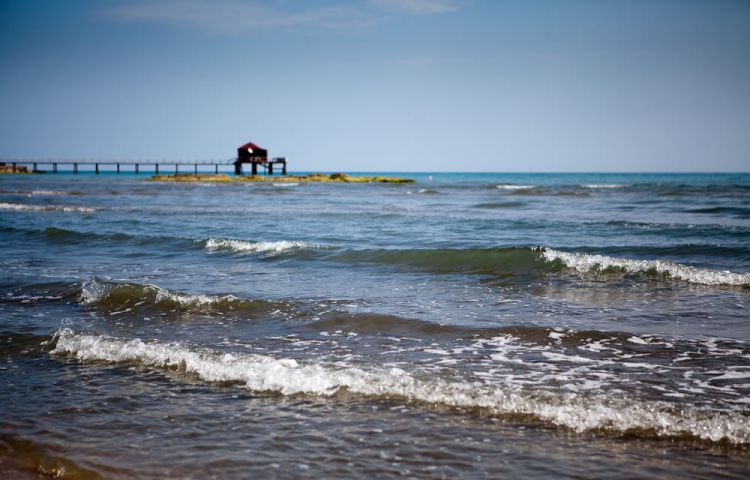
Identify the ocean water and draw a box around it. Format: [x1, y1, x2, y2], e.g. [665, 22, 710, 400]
[1, 171, 749, 479]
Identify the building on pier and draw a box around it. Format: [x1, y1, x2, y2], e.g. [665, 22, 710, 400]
[234, 142, 287, 175]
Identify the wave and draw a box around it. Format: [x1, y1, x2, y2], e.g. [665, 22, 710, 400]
[496, 184, 534, 190]
[542, 249, 750, 286]
[0, 189, 83, 196]
[580, 184, 626, 189]
[51, 329, 750, 445]
[473, 201, 527, 209]
[406, 188, 441, 195]
[307, 314, 642, 344]
[204, 238, 326, 254]
[2, 225, 202, 252]
[328, 247, 750, 287]
[30, 190, 83, 196]
[5, 224, 325, 257]
[78, 278, 278, 316]
[684, 206, 750, 218]
[0, 202, 98, 213]
[330, 247, 555, 278]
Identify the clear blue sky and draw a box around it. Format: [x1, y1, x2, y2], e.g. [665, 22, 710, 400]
[1, 0, 748, 172]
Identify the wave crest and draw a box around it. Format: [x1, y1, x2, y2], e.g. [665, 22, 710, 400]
[204, 238, 324, 254]
[0, 202, 97, 213]
[543, 249, 750, 286]
[78, 278, 272, 315]
[51, 329, 750, 445]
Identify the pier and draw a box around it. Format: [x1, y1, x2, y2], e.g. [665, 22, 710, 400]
[2, 141, 289, 176]
[0, 159, 236, 175]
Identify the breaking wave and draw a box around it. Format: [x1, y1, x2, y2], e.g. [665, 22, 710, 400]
[542, 249, 750, 287]
[0, 202, 98, 213]
[78, 278, 278, 316]
[580, 184, 627, 189]
[496, 184, 534, 190]
[51, 329, 750, 445]
[204, 238, 325, 254]
[329, 247, 750, 287]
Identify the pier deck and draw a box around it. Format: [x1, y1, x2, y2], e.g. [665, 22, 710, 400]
[2, 159, 250, 175]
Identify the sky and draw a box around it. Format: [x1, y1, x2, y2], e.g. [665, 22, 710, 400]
[1, 0, 748, 172]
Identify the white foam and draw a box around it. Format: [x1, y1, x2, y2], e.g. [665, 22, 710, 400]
[205, 238, 321, 254]
[628, 336, 649, 345]
[542, 249, 750, 286]
[79, 278, 109, 304]
[51, 329, 750, 444]
[154, 288, 237, 306]
[580, 184, 626, 188]
[496, 184, 534, 190]
[273, 182, 299, 187]
[31, 190, 73, 195]
[0, 202, 97, 213]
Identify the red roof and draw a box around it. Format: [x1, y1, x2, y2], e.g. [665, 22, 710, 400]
[239, 142, 262, 150]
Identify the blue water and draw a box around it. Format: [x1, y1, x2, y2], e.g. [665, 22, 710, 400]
[1, 172, 749, 478]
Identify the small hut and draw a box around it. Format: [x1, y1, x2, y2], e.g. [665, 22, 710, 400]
[234, 141, 286, 175]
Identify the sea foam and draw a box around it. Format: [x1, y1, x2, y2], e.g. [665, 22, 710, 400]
[52, 329, 750, 444]
[543, 249, 750, 286]
[496, 184, 534, 190]
[204, 238, 322, 254]
[580, 184, 626, 189]
[0, 202, 97, 213]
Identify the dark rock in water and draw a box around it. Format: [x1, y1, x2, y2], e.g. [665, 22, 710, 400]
[0, 164, 30, 174]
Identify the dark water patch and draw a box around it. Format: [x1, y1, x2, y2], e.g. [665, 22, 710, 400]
[328, 247, 559, 279]
[0, 280, 80, 305]
[684, 206, 750, 218]
[604, 219, 750, 241]
[308, 312, 468, 336]
[1, 225, 203, 252]
[41, 227, 132, 245]
[307, 313, 644, 344]
[0, 433, 106, 480]
[0, 331, 52, 357]
[472, 201, 527, 209]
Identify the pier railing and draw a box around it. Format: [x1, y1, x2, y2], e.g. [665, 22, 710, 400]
[0, 159, 237, 175]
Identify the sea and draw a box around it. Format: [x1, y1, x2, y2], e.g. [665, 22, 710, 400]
[1, 171, 749, 479]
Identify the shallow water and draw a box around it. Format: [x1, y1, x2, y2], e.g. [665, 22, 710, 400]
[1, 172, 749, 478]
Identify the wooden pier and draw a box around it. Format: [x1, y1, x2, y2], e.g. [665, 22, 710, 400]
[0, 159, 284, 175]
[2, 142, 288, 176]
